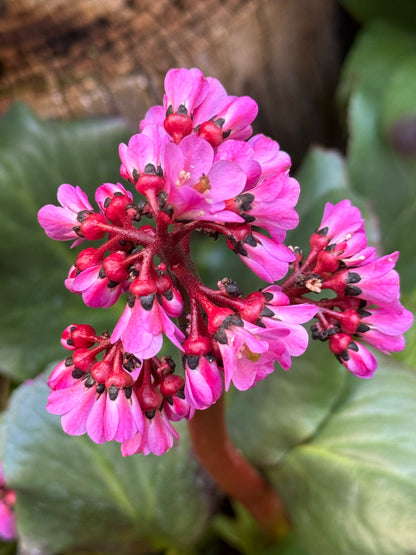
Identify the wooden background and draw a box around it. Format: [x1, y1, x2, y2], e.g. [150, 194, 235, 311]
[0, 0, 351, 164]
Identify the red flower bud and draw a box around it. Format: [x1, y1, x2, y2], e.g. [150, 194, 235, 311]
[79, 213, 108, 240]
[159, 374, 185, 397]
[76, 248, 102, 271]
[197, 120, 223, 147]
[164, 113, 193, 144]
[72, 348, 97, 371]
[103, 252, 128, 283]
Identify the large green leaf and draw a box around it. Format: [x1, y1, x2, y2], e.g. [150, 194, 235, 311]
[269, 358, 416, 555]
[227, 340, 346, 467]
[0, 104, 131, 381]
[0, 376, 213, 554]
[339, 21, 416, 292]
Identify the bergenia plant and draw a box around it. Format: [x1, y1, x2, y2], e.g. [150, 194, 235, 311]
[37, 67, 413, 532]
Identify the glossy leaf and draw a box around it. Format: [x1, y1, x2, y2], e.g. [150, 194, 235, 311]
[0, 376, 213, 554]
[269, 358, 416, 555]
[0, 104, 131, 381]
[227, 340, 346, 467]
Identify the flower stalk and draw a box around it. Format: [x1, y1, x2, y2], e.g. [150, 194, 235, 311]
[188, 396, 290, 539]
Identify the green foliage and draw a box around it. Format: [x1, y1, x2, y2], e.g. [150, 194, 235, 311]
[1, 376, 213, 554]
[339, 21, 416, 292]
[0, 104, 131, 381]
[227, 341, 346, 467]
[270, 358, 416, 555]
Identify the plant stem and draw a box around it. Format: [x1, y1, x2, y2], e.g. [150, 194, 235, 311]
[188, 395, 290, 540]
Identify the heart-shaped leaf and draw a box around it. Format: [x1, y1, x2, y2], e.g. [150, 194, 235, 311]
[268, 357, 416, 555]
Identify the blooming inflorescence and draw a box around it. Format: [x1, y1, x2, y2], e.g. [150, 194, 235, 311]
[38, 68, 412, 456]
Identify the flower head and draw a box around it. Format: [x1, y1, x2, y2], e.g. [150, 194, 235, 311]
[298, 200, 413, 378]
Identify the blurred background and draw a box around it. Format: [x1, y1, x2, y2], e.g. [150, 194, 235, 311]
[0, 0, 355, 166]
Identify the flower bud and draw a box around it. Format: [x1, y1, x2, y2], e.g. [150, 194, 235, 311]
[103, 252, 128, 283]
[79, 213, 108, 240]
[164, 112, 193, 143]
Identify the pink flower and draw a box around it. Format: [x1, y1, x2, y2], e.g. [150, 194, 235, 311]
[111, 290, 184, 359]
[184, 353, 223, 410]
[338, 303, 414, 356]
[196, 95, 258, 146]
[233, 173, 300, 242]
[164, 135, 246, 222]
[359, 305, 413, 352]
[121, 410, 179, 456]
[214, 140, 261, 187]
[212, 315, 270, 391]
[208, 287, 316, 391]
[163, 392, 194, 422]
[66, 258, 128, 309]
[193, 77, 258, 146]
[95, 182, 133, 211]
[47, 358, 79, 390]
[38, 183, 93, 246]
[259, 286, 318, 369]
[141, 68, 258, 147]
[316, 199, 364, 241]
[323, 252, 400, 305]
[0, 463, 16, 541]
[119, 124, 169, 185]
[329, 333, 377, 378]
[310, 200, 376, 274]
[95, 182, 134, 225]
[47, 360, 144, 444]
[164, 68, 208, 117]
[248, 134, 292, 178]
[228, 228, 295, 283]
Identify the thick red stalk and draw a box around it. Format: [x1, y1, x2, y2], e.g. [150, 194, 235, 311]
[188, 396, 290, 539]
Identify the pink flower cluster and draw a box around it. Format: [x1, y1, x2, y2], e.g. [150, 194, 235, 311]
[38, 68, 412, 455]
[284, 200, 413, 377]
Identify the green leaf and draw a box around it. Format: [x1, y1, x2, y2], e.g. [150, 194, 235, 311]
[338, 0, 416, 30]
[380, 54, 416, 151]
[0, 104, 131, 381]
[339, 22, 416, 293]
[227, 340, 346, 467]
[269, 358, 416, 555]
[0, 376, 213, 554]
